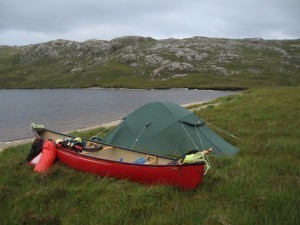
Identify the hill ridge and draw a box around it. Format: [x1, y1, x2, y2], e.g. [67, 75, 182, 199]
[0, 36, 299, 89]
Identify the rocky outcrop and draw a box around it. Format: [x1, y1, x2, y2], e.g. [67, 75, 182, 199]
[151, 62, 195, 77]
[4, 36, 300, 79]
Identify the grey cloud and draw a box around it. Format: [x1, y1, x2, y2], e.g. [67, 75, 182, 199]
[0, 0, 299, 45]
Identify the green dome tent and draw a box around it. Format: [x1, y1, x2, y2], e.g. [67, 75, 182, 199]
[102, 101, 238, 158]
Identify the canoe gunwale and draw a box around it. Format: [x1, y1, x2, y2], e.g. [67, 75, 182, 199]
[57, 146, 205, 168]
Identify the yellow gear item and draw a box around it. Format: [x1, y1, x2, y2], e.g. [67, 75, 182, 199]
[74, 137, 82, 143]
[181, 151, 211, 175]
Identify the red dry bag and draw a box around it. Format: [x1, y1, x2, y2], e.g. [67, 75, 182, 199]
[34, 140, 56, 172]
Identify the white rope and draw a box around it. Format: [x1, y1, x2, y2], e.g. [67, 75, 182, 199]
[203, 153, 211, 175]
[91, 126, 111, 139]
[180, 122, 198, 150]
[205, 121, 245, 142]
[194, 126, 212, 175]
[90, 119, 123, 139]
[195, 125, 205, 151]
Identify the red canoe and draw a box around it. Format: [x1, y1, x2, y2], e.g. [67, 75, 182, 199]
[32, 127, 205, 190]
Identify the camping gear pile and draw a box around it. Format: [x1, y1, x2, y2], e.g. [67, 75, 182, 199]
[27, 101, 238, 189]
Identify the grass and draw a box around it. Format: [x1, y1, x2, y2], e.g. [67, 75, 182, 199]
[0, 87, 299, 225]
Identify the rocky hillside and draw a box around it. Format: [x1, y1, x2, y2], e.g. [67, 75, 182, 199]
[0, 36, 299, 89]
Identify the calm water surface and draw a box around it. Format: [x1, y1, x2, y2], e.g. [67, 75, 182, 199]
[0, 89, 237, 143]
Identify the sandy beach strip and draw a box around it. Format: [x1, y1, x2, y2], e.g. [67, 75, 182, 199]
[0, 138, 34, 152]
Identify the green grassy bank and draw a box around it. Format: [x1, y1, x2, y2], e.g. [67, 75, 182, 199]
[0, 87, 299, 225]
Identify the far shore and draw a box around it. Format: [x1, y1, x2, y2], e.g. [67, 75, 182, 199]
[0, 87, 245, 91]
[0, 101, 207, 152]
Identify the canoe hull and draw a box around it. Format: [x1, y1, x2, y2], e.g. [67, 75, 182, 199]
[56, 148, 205, 190]
[31, 127, 205, 189]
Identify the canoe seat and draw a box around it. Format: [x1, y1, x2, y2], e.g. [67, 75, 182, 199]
[145, 155, 158, 165]
[103, 146, 115, 150]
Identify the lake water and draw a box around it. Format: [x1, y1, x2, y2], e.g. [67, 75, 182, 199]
[0, 89, 237, 145]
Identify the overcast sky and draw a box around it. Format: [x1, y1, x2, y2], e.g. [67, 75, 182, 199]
[1, 0, 299, 46]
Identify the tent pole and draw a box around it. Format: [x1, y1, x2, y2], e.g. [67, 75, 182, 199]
[180, 122, 198, 150]
[131, 125, 147, 149]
